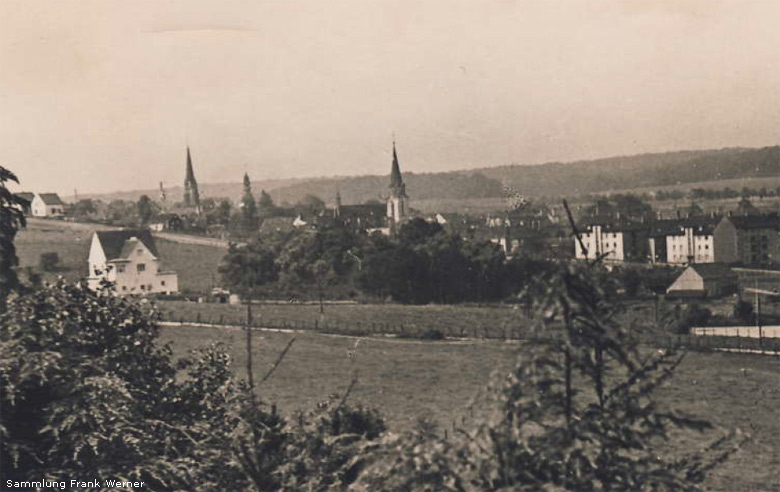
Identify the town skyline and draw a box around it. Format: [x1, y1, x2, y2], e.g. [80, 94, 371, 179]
[2, 0, 779, 195]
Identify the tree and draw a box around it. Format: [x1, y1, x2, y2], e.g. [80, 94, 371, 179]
[71, 198, 96, 219]
[357, 262, 739, 491]
[137, 194, 154, 224]
[218, 242, 279, 298]
[297, 194, 325, 213]
[0, 167, 27, 305]
[240, 174, 258, 235]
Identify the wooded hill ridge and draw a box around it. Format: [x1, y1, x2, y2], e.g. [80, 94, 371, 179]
[79, 145, 778, 204]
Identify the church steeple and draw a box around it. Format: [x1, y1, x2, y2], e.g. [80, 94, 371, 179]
[389, 141, 406, 197]
[183, 146, 200, 212]
[386, 140, 409, 227]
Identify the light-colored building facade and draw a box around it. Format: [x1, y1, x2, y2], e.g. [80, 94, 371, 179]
[386, 142, 409, 230]
[87, 230, 178, 295]
[666, 263, 737, 298]
[575, 223, 648, 263]
[31, 193, 66, 217]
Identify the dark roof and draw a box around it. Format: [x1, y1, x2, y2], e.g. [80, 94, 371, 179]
[581, 219, 649, 233]
[726, 214, 780, 231]
[15, 192, 34, 204]
[649, 216, 720, 237]
[96, 230, 159, 260]
[689, 263, 735, 280]
[37, 193, 65, 206]
[339, 203, 386, 216]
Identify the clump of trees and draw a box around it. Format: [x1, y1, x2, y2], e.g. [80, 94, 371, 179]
[219, 218, 550, 304]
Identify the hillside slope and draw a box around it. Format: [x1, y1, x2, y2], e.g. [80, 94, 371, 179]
[77, 145, 778, 205]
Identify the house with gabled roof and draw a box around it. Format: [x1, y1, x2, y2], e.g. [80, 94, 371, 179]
[31, 193, 66, 217]
[14, 192, 35, 216]
[87, 230, 178, 295]
[666, 263, 737, 298]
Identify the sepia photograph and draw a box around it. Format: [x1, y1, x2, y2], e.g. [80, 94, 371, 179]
[1, 1, 779, 491]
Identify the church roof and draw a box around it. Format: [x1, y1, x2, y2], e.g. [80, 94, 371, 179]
[389, 142, 406, 195]
[96, 230, 159, 261]
[185, 147, 197, 184]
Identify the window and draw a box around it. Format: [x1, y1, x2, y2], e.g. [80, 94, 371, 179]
[161, 280, 166, 286]
[122, 286, 127, 291]
[137, 263, 146, 272]
[117, 265, 125, 273]
[137, 249, 143, 255]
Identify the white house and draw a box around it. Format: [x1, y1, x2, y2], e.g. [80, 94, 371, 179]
[87, 230, 178, 295]
[666, 263, 736, 298]
[31, 193, 66, 217]
[575, 223, 648, 263]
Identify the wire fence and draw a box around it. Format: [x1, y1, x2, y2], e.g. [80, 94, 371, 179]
[160, 310, 780, 356]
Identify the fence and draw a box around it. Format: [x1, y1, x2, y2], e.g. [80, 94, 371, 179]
[161, 310, 780, 356]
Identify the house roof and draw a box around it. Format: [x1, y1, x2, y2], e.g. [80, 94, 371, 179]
[688, 263, 735, 280]
[16, 192, 34, 204]
[726, 214, 780, 231]
[37, 193, 66, 206]
[649, 216, 720, 237]
[96, 230, 159, 260]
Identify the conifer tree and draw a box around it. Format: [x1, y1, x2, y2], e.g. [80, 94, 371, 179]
[241, 173, 258, 233]
[0, 166, 27, 306]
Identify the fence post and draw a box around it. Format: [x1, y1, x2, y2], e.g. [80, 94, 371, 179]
[737, 329, 741, 352]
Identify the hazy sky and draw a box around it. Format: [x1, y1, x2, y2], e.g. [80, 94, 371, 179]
[1, 0, 778, 195]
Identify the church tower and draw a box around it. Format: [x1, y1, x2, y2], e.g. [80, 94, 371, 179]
[386, 141, 409, 227]
[183, 147, 201, 213]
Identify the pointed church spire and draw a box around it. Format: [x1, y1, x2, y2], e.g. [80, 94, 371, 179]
[183, 146, 200, 212]
[389, 140, 406, 197]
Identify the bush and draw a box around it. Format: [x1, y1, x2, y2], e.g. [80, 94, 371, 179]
[733, 299, 755, 322]
[38, 251, 60, 271]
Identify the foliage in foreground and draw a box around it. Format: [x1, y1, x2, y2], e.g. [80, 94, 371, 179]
[0, 266, 740, 491]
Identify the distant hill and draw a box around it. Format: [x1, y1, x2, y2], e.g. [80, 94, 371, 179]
[77, 145, 778, 206]
[470, 146, 779, 198]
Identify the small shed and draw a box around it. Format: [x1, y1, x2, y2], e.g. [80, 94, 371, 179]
[666, 263, 737, 298]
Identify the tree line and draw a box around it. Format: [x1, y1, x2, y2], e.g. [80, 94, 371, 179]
[219, 218, 554, 306]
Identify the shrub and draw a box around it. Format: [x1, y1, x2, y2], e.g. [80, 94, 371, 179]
[733, 299, 754, 323]
[38, 251, 60, 271]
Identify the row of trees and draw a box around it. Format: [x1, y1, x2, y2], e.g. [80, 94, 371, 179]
[658, 185, 780, 202]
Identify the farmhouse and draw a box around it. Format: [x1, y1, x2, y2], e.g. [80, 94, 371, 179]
[87, 230, 178, 295]
[666, 263, 737, 298]
[31, 193, 66, 217]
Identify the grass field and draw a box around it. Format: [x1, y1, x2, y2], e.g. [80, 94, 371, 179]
[160, 324, 780, 492]
[16, 219, 226, 293]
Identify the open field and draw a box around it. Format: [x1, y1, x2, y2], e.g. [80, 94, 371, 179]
[15, 219, 226, 293]
[160, 324, 780, 492]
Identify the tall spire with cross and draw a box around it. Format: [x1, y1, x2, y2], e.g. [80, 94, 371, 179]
[183, 146, 201, 213]
[386, 139, 409, 228]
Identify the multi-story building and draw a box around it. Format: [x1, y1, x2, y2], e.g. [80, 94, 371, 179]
[87, 230, 178, 295]
[652, 217, 718, 265]
[713, 214, 780, 266]
[575, 222, 649, 263]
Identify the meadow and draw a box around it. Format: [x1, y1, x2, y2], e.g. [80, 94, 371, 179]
[16, 219, 225, 292]
[160, 323, 780, 492]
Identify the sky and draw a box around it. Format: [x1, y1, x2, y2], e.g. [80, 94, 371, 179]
[1, 0, 778, 195]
